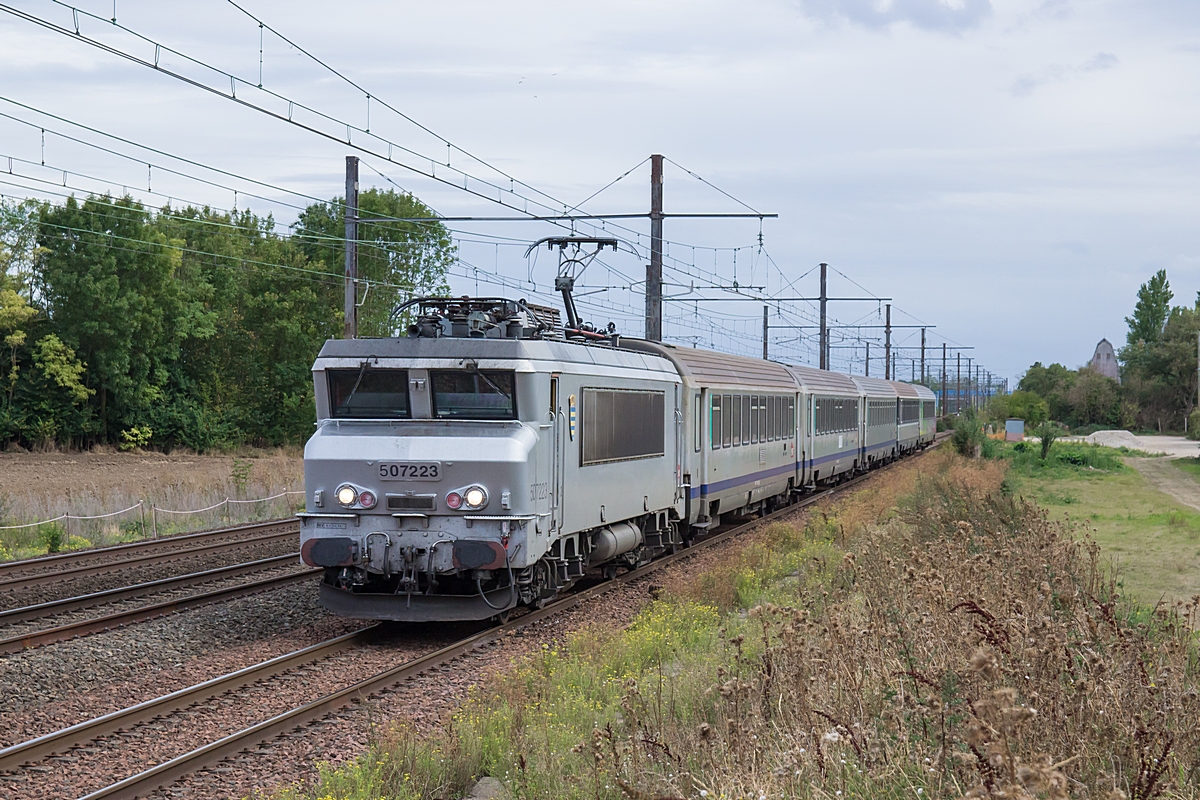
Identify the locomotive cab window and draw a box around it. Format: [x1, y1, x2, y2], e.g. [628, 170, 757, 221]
[328, 367, 410, 419]
[430, 370, 517, 420]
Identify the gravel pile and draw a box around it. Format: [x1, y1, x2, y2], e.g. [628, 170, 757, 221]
[1085, 429, 1146, 450]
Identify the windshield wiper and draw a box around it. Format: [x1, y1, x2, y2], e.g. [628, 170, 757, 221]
[463, 361, 510, 398]
[340, 359, 374, 412]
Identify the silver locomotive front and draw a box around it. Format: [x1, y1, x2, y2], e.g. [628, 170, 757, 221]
[301, 333, 552, 621]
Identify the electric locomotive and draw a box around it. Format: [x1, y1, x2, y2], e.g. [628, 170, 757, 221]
[300, 285, 936, 623]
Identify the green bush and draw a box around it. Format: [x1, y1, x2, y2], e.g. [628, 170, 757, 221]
[1032, 419, 1063, 460]
[39, 522, 64, 553]
[118, 425, 153, 452]
[951, 408, 987, 458]
[1002, 441, 1126, 475]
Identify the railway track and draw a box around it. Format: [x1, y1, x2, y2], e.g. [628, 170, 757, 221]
[0, 555, 319, 655]
[0, 440, 944, 800]
[0, 519, 300, 594]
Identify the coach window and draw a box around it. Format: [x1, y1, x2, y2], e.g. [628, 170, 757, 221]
[740, 395, 750, 445]
[788, 397, 795, 437]
[732, 395, 743, 446]
[722, 395, 733, 447]
[711, 395, 722, 451]
[693, 393, 701, 452]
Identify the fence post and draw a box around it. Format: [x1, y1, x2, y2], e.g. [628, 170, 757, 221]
[151, 505, 158, 538]
[138, 500, 147, 540]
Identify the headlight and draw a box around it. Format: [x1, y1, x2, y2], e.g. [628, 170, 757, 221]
[336, 484, 358, 507]
[463, 486, 488, 510]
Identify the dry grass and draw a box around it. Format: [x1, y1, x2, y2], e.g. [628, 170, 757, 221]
[650, 456, 1200, 799]
[272, 452, 1200, 800]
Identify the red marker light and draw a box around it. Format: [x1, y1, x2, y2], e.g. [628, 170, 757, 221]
[358, 491, 377, 509]
[445, 491, 463, 510]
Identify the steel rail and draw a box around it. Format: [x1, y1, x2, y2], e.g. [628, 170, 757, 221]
[0, 528, 298, 593]
[59, 439, 945, 800]
[0, 518, 298, 578]
[0, 553, 302, 627]
[0, 567, 320, 656]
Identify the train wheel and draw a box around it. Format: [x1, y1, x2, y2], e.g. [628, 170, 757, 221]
[492, 610, 511, 624]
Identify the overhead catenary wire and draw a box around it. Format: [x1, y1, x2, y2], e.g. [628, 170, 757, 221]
[0, 37, 971, 374]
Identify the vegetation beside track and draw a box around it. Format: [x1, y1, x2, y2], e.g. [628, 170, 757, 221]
[997, 441, 1200, 605]
[270, 451, 1200, 800]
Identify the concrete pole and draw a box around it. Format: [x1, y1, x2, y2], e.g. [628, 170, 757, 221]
[819, 263, 828, 370]
[762, 305, 768, 360]
[343, 155, 359, 339]
[884, 303, 892, 380]
[941, 343, 947, 415]
[956, 353, 962, 414]
[920, 327, 926, 385]
[645, 154, 663, 341]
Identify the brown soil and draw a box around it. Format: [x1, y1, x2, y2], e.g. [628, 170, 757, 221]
[0, 451, 300, 501]
[1128, 456, 1200, 513]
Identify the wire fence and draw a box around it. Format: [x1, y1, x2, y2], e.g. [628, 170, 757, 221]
[0, 490, 306, 546]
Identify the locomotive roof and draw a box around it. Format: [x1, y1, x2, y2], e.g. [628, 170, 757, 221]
[622, 340, 798, 390]
[314, 336, 679, 378]
[783, 364, 860, 395]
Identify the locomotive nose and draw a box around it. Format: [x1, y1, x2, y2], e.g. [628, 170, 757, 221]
[299, 420, 539, 560]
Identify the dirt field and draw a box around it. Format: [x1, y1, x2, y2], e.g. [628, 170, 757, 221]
[0, 449, 304, 558]
[0, 450, 299, 500]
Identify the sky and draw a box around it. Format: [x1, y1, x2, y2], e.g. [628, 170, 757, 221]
[1, 0, 1198, 386]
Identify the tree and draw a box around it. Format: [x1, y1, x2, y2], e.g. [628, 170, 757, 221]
[1119, 304, 1200, 431]
[1125, 269, 1172, 349]
[149, 205, 340, 449]
[1065, 369, 1121, 427]
[35, 195, 208, 442]
[1005, 391, 1049, 425]
[292, 188, 454, 336]
[1017, 363, 1076, 422]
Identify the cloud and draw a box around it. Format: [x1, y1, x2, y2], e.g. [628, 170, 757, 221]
[795, 0, 994, 33]
[1010, 52, 1119, 96]
[1081, 52, 1119, 72]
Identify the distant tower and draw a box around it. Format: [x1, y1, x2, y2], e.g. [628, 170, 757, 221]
[1090, 338, 1120, 382]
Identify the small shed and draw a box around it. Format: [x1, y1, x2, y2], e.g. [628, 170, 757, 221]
[1005, 418, 1025, 442]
